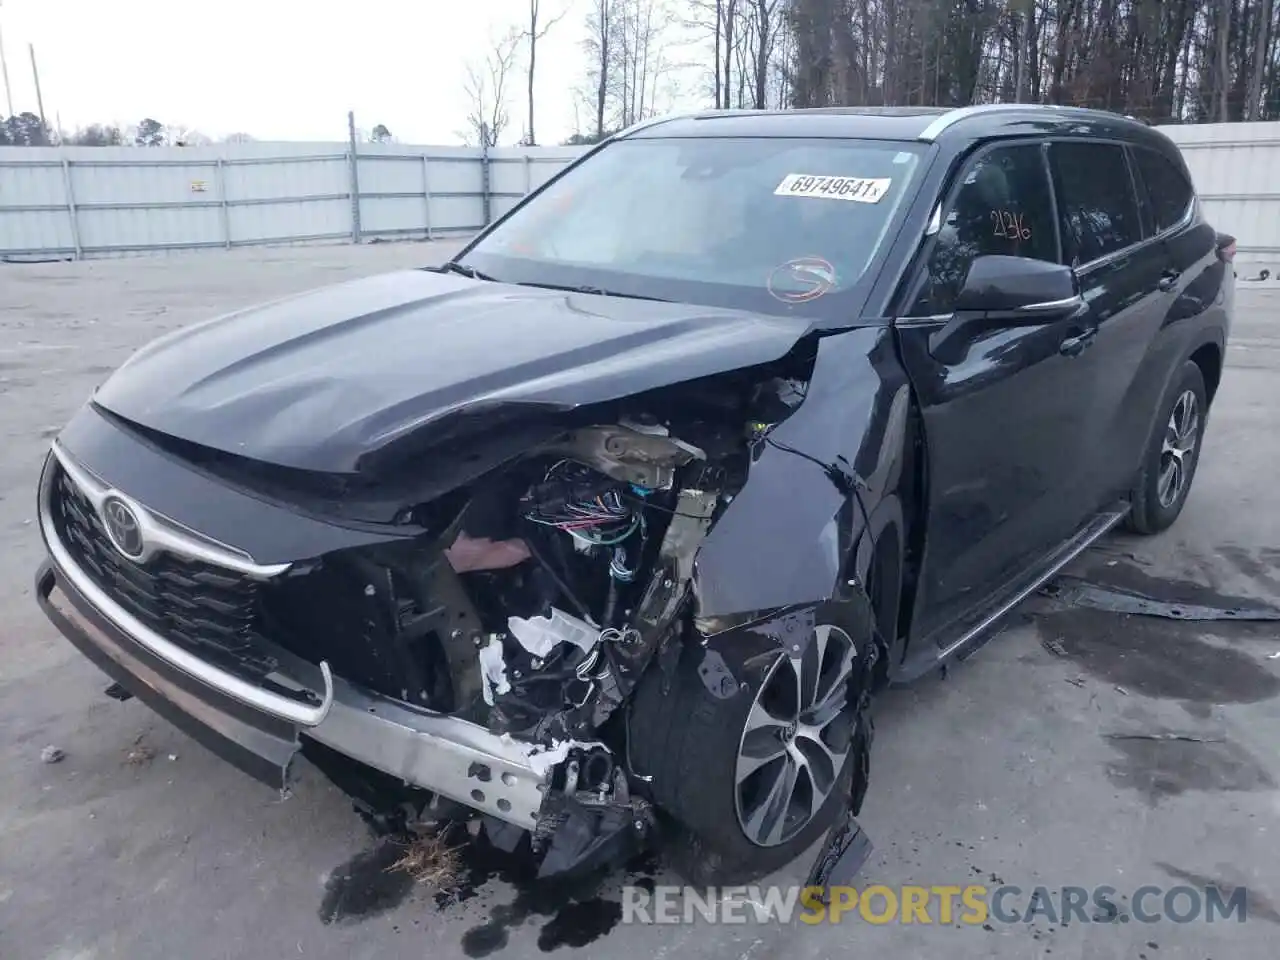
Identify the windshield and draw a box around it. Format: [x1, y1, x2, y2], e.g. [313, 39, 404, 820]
[457, 136, 925, 320]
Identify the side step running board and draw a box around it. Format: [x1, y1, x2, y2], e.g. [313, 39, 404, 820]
[935, 504, 1129, 662]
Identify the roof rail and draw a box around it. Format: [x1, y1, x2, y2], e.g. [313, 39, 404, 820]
[915, 104, 1039, 141]
[916, 103, 1137, 141]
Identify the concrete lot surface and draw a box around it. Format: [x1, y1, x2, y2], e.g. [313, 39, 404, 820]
[2, 243, 1278, 960]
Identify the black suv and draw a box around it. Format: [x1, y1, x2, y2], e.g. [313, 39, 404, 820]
[35, 105, 1233, 880]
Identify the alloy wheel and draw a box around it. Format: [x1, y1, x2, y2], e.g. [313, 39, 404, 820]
[734, 624, 857, 847]
[1157, 389, 1200, 509]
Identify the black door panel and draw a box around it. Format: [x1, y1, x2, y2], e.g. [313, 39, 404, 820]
[896, 314, 1104, 643]
[895, 141, 1098, 645]
[1072, 245, 1174, 504]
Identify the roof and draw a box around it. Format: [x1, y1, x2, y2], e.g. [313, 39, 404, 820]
[621, 104, 1174, 153]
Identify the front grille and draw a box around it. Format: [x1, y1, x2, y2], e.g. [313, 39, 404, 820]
[49, 463, 279, 678]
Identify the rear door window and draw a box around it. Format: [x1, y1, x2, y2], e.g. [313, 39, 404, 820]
[908, 143, 1059, 316]
[1049, 142, 1142, 265]
[1132, 147, 1195, 233]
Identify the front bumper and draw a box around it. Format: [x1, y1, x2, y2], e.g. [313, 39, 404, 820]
[35, 447, 550, 832]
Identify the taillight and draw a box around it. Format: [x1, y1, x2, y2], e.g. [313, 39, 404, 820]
[1216, 233, 1237, 263]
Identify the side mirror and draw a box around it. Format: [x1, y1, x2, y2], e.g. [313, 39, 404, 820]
[954, 254, 1080, 315]
[928, 256, 1084, 362]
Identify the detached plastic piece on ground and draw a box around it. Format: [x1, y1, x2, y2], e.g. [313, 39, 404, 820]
[805, 812, 874, 900]
[536, 799, 652, 879]
[103, 681, 134, 701]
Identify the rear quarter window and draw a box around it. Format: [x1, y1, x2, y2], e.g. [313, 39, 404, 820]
[1132, 147, 1195, 233]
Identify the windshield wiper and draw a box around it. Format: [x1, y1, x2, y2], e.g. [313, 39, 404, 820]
[513, 280, 670, 302]
[439, 261, 497, 281]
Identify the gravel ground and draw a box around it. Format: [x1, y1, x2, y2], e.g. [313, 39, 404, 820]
[1, 243, 1278, 960]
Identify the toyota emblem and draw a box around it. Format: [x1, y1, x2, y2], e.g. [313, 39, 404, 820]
[102, 497, 145, 560]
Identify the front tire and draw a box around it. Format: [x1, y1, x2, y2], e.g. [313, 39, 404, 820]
[629, 602, 875, 883]
[1126, 360, 1207, 535]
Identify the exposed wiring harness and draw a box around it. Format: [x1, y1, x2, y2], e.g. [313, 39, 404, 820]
[523, 460, 646, 546]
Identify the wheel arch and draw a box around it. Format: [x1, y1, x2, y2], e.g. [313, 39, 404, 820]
[1189, 340, 1223, 407]
[846, 495, 905, 687]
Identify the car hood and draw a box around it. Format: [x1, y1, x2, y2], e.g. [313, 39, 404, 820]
[93, 269, 813, 475]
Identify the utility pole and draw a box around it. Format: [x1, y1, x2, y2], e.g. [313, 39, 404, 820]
[29, 43, 45, 127]
[0, 0, 14, 117]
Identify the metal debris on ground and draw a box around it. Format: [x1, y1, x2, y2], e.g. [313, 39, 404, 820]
[1114, 685, 1129, 696]
[1064, 676, 1087, 688]
[1041, 637, 1068, 657]
[1103, 733, 1223, 744]
[805, 814, 874, 901]
[40, 745, 64, 764]
[1042, 576, 1280, 621]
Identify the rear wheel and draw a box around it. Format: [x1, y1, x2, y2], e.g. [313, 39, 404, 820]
[1126, 360, 1207, 535]
[629, 600, 875, 883]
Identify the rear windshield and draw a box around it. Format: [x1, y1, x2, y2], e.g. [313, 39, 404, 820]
[458, 136, 925, 320]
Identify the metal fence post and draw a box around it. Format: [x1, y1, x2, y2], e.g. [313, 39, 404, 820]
[421, 154, 433, 240]
[347, 110, 362, 244]
[214, 157, 231, 249]
[480, 124, 492, 226]
[60, 157, 82, 260]
[523, 154, 532, 196]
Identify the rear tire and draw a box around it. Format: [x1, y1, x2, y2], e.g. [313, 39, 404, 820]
[1125, 360, 1207, 535]
[629, 600, 875, 884]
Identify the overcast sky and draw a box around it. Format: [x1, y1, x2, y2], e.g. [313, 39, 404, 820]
[0, 0, 695, 144]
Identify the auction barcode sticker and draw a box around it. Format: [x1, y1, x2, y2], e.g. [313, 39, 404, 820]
[774, 174, 892, 203]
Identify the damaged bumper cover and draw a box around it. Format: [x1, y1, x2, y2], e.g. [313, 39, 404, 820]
[35, 542, 551, 832]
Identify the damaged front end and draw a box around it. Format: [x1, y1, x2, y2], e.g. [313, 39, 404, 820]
[236, 348, 845, 876]
[40, 326, 891, 883]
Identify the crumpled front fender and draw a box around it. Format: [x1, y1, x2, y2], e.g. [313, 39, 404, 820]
[693, 326, 910, 619]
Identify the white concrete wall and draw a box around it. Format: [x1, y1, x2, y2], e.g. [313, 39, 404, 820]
[1157, 122, 1280, 279]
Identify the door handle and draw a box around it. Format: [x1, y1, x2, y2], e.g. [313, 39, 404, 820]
[1158, 270, 1182, 292]
[1059, 327, 1098, 357]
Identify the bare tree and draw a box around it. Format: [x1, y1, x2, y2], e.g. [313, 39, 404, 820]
[463, 30, 521, 147]
[613, 0, 674, 125]
[1247, 0, 1273, 119]
[1217, 0, 1232, 121]
[745, 0, 782, 108]
[610, 0, 1280, 126]
[683, 0, 742, 107]
[524, 1, 569, 145]
[722, 0, 739, 108]
[584, 0, 616, 138]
